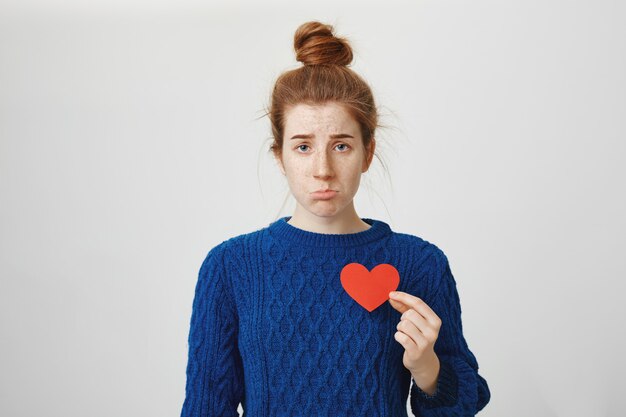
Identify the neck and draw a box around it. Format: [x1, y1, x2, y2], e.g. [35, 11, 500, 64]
[269, 216, 391, 248]
[287, 204, 371, 235]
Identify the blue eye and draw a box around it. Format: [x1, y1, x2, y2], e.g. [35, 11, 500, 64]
[295, 144, 350, 153]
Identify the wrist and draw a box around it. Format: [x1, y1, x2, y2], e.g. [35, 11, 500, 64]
[411, 354, 440, 396]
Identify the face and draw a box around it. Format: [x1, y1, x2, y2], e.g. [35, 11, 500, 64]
[276, 101, 374, 219]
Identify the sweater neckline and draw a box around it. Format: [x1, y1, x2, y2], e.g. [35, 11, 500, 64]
[268, 216, 392, 247]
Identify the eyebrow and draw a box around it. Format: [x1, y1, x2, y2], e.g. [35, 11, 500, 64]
[290, 133, 355, 140]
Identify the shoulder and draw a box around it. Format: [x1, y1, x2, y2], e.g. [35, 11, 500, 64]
[388, 230, 451, 297]
[201, 223, 270, 271]
[219, 224, 269, 256]
[390, 230, 449, 271]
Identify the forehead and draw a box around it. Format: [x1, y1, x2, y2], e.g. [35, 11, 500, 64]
[284, 102, 358, 133]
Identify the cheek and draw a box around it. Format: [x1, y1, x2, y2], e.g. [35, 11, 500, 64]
[284, 165, 307, 186]
[287, 164, 306, 176]
[341, 162, 362, 178]
[350, 174, 362, 188]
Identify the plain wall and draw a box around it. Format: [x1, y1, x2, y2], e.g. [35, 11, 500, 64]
[1, 1, 624, 416]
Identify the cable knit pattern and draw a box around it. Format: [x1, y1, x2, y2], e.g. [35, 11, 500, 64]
[180, 216, 490, 417]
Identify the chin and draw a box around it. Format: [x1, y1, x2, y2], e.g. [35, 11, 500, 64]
[306, 202, 346, 218]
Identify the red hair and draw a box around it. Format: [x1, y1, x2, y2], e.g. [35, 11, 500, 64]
[264, 21, 382, 169]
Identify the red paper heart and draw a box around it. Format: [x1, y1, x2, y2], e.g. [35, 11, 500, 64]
[340, 263, 400, 312]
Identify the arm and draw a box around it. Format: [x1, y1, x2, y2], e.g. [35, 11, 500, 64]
[409, 252, 491, 416]
[180, 244, 244, 417]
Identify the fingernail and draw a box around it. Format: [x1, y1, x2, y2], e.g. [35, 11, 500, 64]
[389, 291, 396, 297]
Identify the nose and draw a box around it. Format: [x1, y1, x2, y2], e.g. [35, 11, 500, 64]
[313, 149, 334, 179]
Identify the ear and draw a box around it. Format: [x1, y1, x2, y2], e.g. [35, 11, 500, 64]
[362, 138, 376, 173]
[275, 154, 286, 176]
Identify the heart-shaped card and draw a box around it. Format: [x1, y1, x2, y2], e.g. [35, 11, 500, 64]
[340, 262, 400, 312]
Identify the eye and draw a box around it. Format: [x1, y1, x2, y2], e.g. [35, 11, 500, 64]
[336, 143, 350, 152]
[296, 144, 309, 152]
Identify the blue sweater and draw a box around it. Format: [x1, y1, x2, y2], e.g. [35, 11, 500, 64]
[180, 216, 490, 417]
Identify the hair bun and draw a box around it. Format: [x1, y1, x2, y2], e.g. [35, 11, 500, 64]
[293, 21, 353, 66]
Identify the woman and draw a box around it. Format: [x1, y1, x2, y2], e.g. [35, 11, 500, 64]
[181, 21, 490, 417]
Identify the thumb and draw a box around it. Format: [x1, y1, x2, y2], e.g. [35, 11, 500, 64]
[388, 297, 409, 314]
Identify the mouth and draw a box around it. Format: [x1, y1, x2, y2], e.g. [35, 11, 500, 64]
[311, 189, 338, 200]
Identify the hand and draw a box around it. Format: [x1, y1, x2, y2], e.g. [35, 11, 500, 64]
[388, 291, 441, 380]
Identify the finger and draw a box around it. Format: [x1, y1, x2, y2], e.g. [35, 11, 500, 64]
[400, 309, 439, 342]
[397, 316, 428, 349]
[389, 291, 439, 326]
[394, 328, 418, 351]
[388, 293, 426, 319]
[388, 297, 410, 314]
[401, 309, 431, 336]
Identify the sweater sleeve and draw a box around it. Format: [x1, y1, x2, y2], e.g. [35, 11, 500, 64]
[180, 244, 244, 417]
[409, 253, 491, 416]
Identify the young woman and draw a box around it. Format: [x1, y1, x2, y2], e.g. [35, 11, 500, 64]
[180, 21, 491, 417]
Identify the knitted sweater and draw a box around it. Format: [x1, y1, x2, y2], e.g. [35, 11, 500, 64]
[180, 216, 491, 417]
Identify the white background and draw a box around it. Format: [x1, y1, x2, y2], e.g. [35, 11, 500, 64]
[1, 1, 624, 416]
